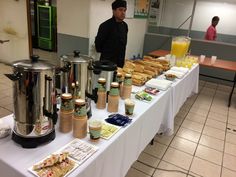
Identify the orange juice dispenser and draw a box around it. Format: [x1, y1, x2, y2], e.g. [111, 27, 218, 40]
[171, 36, 191, 59]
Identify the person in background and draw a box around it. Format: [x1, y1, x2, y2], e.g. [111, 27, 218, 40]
[205, 16, 220, 41]
[95, 0, 128, 68]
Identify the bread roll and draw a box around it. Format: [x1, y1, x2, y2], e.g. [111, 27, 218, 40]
[133, 72, 152, 80]
[132, 78, 144, 86]
[132, 74, 145, 81]
[143, 70, 155, 77]
[144, 66, 158, 75]
[134, 64, 144, 72]
[144, 61, 163, 68]
[123, 67, 134, 74]
[124, 61, 135, 69]
[133, 60, 145, 65]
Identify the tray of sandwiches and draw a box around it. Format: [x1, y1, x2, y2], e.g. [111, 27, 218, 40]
[118, 56, 170, 86]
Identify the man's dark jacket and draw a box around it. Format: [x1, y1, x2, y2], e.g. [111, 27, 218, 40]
[95, 16, 128, 68]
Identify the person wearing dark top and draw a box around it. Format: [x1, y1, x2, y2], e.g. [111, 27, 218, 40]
[95, 0, 128, 68]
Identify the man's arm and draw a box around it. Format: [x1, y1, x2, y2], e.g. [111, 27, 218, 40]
[95, 24, 109, 53]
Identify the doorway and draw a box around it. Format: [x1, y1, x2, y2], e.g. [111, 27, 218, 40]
[27, 0, 58, 64]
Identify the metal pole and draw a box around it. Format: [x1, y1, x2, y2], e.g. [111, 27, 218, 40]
[188, 0, 197, 37]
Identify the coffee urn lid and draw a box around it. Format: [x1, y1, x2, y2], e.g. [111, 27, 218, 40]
[93, 60, 117, 71]
[62, 50, 93, 64]
[13, 55, 55, 71]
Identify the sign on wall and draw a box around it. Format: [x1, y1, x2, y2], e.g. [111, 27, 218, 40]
[126, 0, 135, 18]
[134, 0, 150, 18]
[148, 0, 161, 25]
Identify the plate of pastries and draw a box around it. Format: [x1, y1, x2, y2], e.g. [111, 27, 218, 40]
[29, 152, 78, 177]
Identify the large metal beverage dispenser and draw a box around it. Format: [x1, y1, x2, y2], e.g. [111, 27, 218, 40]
[60, 50, 93, 117]
[171, 36, 191, 59]
[5, 56, 57, 148]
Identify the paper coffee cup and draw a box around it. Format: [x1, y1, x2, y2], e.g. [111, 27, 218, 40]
[125, 99, 135, 116]
[199, 55, 205, 63]
[89, 120, 102, 141]
[211, 56, 217, 65]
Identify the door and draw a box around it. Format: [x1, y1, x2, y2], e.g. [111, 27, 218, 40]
[0, 0, 30, 64]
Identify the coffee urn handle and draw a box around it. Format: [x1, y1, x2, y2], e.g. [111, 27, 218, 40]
[44, 75, 53, 114]
[4, 72, 22, 81]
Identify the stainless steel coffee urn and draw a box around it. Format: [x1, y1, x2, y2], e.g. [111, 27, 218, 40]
[5, 55, 57, 148]
[86, 60, 117, 103]
[60, 50, 93, 117]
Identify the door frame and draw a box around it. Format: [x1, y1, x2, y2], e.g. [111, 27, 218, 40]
[26, 0, 33, 56]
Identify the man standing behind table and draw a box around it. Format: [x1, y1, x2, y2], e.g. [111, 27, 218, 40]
[205, 16, 220, 41]
[95, 0, 128, 68]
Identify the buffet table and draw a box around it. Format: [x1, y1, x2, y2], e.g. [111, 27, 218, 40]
[0, 65, 199, 177]
[148, 49, 236, 107]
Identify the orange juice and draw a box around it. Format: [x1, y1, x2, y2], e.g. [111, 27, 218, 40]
[171, 36, 191, 59]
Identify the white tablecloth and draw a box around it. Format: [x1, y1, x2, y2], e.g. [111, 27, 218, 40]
[0, 65, 199, 177]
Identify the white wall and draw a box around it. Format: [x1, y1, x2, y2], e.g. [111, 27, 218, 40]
[161, 0, 194, 29]
[193, 0, 236, 35]
[160, 0, 236, 35]
[89, 0, 147, 59]
[0, 0, 29, 63]
[57, 0, 90, 38]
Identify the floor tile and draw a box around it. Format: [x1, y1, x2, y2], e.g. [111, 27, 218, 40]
[187, 172, 202, 177]
[199, 135, 224, 152]
[224, 143, 236, 157]
[228, 110, 236, 118]
[0, 97, 12, 107]
[202, 126, 225, 140]
[177, 127, 201, 143]
[217, 84, 231, 92]
[210, 104, 228, 113]
[138, 152, 160, 168]
[191, 103, 210, 111]
[144, 142, 167, 159]
[205, 82, 217, 89]
[181, 119, 204, 133]
[193, 101, 212, 108]
[132, 161, 155, 176]
[0, 107, 12, 118]
[205, 118, 226, 131]
[226, 133, 236, 145]
[174, 124, 180, 134]
[226, 124, 236, 135]
[228, 117, 236, 126]
[162, 147, 193, 170]
[209, 107, 228, 116]
[175, 116, 185, 126]
[195, 145, 223, 165]
[207, 112, 227, 123]
[189, 107, 208, 117]
[190, 157, 221, 177]
[199, 80, 206, 86]
[176, 109, 188, 119]
[154, 134, 174, 146]
[223, 153, 236, 172]
[185, 112, 206, 124]
[221, 168, 236, 177]
[3, 104, 13, 112]
[153, 161, 187, 177]
[125, 168, 150, 177]
[170, 137, 197, 155]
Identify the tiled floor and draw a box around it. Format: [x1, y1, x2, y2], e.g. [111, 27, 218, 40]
[1, 62, 236, 177]
[0, 63, 13, 117]
[126, 80, 236, 177]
